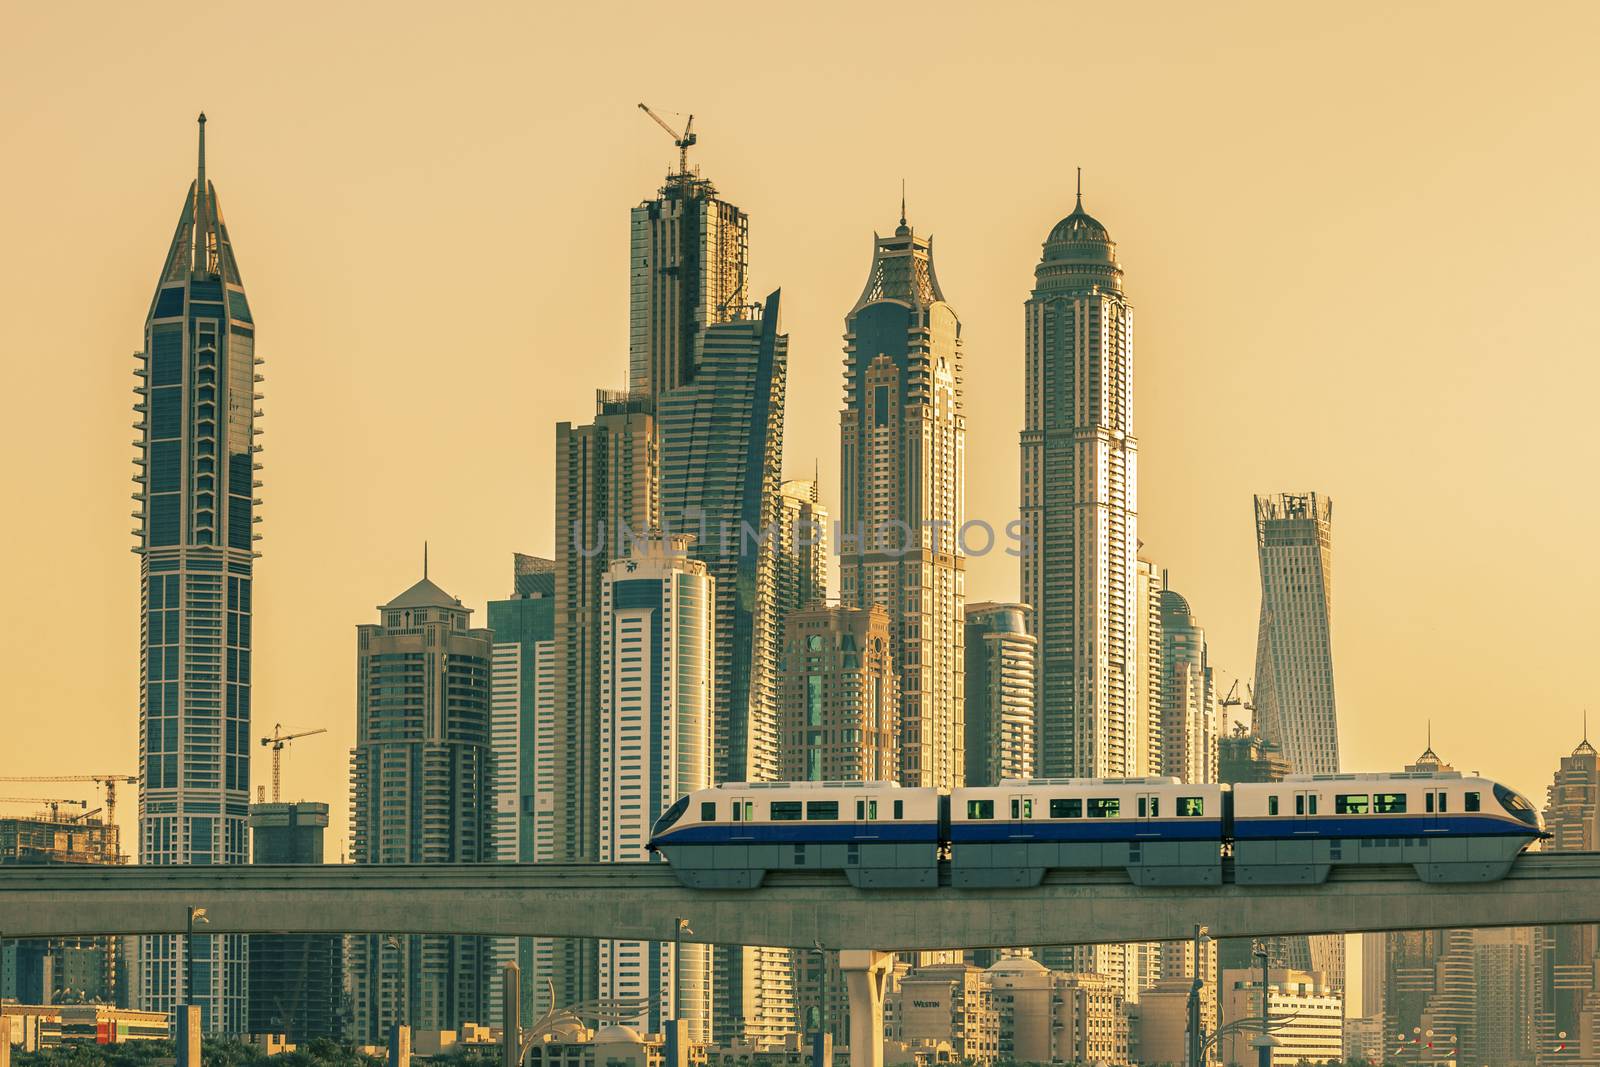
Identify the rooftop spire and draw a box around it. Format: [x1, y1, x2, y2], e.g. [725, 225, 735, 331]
[900, 178, 907, 228]
[423, 540, 429, 580]
[197, 112, 207, 188]
[1076, 166, 1083, 211]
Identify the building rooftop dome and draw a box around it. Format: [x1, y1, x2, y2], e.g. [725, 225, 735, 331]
[594, 1025, 646, 1045]
[986, 957, 1049, 976]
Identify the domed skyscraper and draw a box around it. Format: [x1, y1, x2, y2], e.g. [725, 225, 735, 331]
[1019, 177, 1141, 996]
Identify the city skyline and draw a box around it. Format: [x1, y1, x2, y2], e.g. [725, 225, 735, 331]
[4, 1, 1600, 860]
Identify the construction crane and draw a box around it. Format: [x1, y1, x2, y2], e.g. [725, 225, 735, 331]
[260, 724, 327, 803]
[637, 103, 696, 176]
[1219, 679, 1256, 734]
[0, 797, 89, 821]
[0, 775, 137, 827]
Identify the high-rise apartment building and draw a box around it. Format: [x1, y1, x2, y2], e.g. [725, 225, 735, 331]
[487, 554, 558, 1025]
[778, 604, 898, 782]
[596, 535, 714, 1044]
[1157, 583, 1217, 785]
[839, 210, 966, 789]
[962, 603, 1036, 787]
[1539, 734, 1600, 1062]
[348, 571, 494, 1043]
[248, 802, 340, 1041]
[1134, 560, 1164, 778]
[1020, 190, 1137, 783]
[134, 116, 259, 1031]
[658, 293, 788, 786]
[1219, 968, 1344, 1067]
[629, 152, 748, 404]
[1252, 492, 1338, 775]
[776, 478, 829, 613]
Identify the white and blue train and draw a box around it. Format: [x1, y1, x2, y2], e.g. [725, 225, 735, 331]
[646, 770, 1544, 889]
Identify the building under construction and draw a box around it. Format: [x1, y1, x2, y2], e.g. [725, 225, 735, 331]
[0, 808, 126, 1006]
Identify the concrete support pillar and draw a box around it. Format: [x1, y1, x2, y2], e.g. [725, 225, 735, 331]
[174, 1005, 202, 1067]
[839, 950, 894, 1067]
[387, 1024, 411, 1067]
[502, 962, 522, 1067]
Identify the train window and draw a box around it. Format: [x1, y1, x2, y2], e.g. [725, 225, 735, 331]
[1295, 795, 1304, 816]
[1465, 791, 1480, 812]
[1373, 793, 1407, 814]
[1089, 798, 1120, 818]
[1011, 798, 1033, 818]
[1150, 797, 1159, 817]
[967, 799, 995, 820]
[893, 800, 904, 820]
[806, 801, 839, 821]
[1439, 793, 1447, 812]
[1268, 796, 1279, 816]
[1178, 797, 1204, 817]
[1335, 794, 1370, 815]
[732, 802, 742, 822]
[1137, 797, 1146, 817]
[771, 801, 802, 822]
[1050, 798, 1082, 819]
[1426, 793, 1434, 813]
[701, 802, 716, 821]
[856, 800, 864, 819]
[1309, 795, 1318, 815]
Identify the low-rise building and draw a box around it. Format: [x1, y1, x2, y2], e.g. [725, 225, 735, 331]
[525, 1023, 707, 1067]
[887, 963, 998, 1065]
[1219, 968, 1343, 1067]
[1, 1004, 168, 1049]
[1343, 1014, 1384, 1064]
[1128, 976, 1201, 1066]
[985, 959, 1129, 1065]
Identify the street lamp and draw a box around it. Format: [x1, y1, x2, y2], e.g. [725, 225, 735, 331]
[185, 906, 209, 1009]
[673, 918, 692, 1024]
[1251, 942, 1273, 1067]
[385, 935, 407, 1029]
[1187, 924, 1212, 1067]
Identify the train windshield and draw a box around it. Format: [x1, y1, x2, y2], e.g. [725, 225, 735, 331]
[1493, 783, 1540, 828]
[652, 795, 691, 836]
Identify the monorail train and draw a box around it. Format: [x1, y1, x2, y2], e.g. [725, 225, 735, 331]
[646, 771, 1545, 890]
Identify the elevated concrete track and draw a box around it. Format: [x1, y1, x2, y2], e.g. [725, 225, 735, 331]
[4, 853, 1598, 948]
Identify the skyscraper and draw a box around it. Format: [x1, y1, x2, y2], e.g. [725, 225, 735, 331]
[629, 149, 748, 404]
[1020, 188, 1142, 999]
[776, 478, 829, 614]
[778, 604, 899, 783]
[554, 392, 658, 870]
[1157, 582, 1217, 785]
[487, 553, 558, 1025]
[1020, 186, 1138, 783]
[1134, 560, 1164, 779]
[1251, 492, 1338, 776]
[247, 802, 340, 1042]
[134, 115, 258, 1031]
[348, 570, 494, 1043]
[1538, 733, 1600, 1061]
[839, 208, 966, 789]
[596, 535, 714, 1044]
[658, 292, 788, 786]
[962, 603, 1036, 787]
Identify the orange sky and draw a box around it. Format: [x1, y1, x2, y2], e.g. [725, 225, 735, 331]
[2, 1, 1598, 859]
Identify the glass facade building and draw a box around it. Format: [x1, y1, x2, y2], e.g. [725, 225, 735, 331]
[133, 115, 259, 1032]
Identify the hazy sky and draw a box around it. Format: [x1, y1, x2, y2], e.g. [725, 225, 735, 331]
[2, 1, 1598, 854]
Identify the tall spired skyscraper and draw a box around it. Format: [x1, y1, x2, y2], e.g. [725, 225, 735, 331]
[839, 208, 966, 789]
[629, 142, 749, 404]
[134, 115, 259, 1031]
[1251, 492, 1338, 775]
[1021, 184, 1138, 781]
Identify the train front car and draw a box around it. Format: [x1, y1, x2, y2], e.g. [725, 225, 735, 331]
[647, 781, 942, 889]
[948, 778, 1226, 888]
[1232, 772, 1545, 885]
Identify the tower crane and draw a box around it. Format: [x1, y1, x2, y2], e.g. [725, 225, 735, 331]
[0, 797, 89, 821]
[1219, 679, 1256, 734]
[0, 775, 137, 826]
[260, 724, 327, 803]
[637, 103, 696, 176]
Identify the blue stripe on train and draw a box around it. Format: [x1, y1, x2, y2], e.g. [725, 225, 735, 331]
[653, 822, 940, 846]
[948, 819, 1224, 844]
[1231, 813, 1536, 840]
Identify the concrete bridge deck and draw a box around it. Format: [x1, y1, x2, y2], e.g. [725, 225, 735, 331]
[3, 853, 1598, 949]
